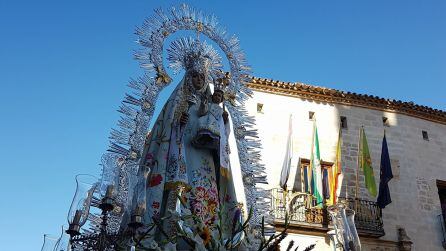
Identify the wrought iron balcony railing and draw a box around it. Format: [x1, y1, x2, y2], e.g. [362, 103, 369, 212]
[271, 188, 385, 237]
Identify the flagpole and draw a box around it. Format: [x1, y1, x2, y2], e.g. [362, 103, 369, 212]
[310, 117, 316, 207]
[343, 121, 348, 201]
[355, 126, 362, 211]
[345, 175, 348, 200]
[332, 126, 342, 205]
[355, 126, 362, 199]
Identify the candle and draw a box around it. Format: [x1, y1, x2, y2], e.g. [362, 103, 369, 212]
[73, 209, 82, 225]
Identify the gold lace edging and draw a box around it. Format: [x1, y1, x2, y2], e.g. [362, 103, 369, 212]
[220, 166, 231, 179]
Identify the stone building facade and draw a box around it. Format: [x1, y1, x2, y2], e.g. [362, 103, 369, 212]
[245, 77, 446, 250]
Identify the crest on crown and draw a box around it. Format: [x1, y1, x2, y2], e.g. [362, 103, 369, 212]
[167, 37, 223, 83]
[214, 70, 231, 95]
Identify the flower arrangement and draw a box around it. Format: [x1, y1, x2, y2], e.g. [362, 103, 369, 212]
[115, 195, 315, 251]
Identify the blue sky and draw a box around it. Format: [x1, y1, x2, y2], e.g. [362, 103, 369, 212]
[0, 0, 445, 249]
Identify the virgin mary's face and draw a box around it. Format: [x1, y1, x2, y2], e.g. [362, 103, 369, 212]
[190, 71, 205, 90]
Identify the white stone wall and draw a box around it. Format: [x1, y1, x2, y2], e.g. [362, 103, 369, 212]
[281, 233, 331, 250]
[247, 90, 446, 250]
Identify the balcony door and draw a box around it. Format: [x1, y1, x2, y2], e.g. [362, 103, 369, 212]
[298, 158, 333, 200]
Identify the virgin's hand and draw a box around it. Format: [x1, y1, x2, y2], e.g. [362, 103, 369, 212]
[223, 111, 229, 124]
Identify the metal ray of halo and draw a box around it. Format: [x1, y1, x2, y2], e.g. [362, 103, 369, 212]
[99, 4, 272, 236]
[167, 37, 223, 76]
[135, 3, 252, 93]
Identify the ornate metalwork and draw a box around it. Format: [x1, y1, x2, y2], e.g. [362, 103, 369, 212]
[68, 198, 131, 251]
[271, 188, 384, 237]
[340, 197, 384, 237]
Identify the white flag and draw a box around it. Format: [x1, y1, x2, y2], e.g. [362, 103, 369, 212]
[279, 114, 293, 190]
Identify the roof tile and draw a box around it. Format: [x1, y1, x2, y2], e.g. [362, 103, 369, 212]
[247, 76, 446, 124]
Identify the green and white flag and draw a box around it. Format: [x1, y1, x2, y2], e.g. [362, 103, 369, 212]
[311, 121, 324, 206]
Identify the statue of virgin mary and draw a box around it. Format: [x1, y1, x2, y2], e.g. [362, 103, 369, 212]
[136, 38, 243, 247]
[97, 5, 272, 249]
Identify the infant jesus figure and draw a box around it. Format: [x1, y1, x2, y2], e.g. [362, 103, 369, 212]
[191, 86, 229, 150]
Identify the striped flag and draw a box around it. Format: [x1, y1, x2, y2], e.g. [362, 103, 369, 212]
[328, 128, 343, 205]
[311, 120, 324, 206]
[360, 127, 377, 197]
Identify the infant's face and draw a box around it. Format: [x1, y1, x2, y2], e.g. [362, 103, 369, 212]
[212, 91, 223, 103]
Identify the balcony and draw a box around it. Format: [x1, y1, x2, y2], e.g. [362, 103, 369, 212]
[271, 188, 385, 237]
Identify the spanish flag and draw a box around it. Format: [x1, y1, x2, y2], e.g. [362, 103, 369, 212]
[328, 128, 343, 205]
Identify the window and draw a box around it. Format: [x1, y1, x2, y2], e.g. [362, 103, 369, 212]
[383, 117, 390, 127]
[422, 130, 429, 141]
[340, 116, 348, 129]
[299, 160, 311, 194]
[298, 158, 333, 200]
[256, 103, 264, 113]
[309, 111, 315, 120]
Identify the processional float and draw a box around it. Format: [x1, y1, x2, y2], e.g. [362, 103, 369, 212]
[44, 4, 278, 251]
[44, 4, 361, 251]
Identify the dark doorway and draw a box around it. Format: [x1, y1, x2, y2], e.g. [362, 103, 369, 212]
[437, 180, 446, 219]
[436, 180, 446, 248]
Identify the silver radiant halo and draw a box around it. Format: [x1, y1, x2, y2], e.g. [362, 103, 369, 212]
[97, 4, 272, 239]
